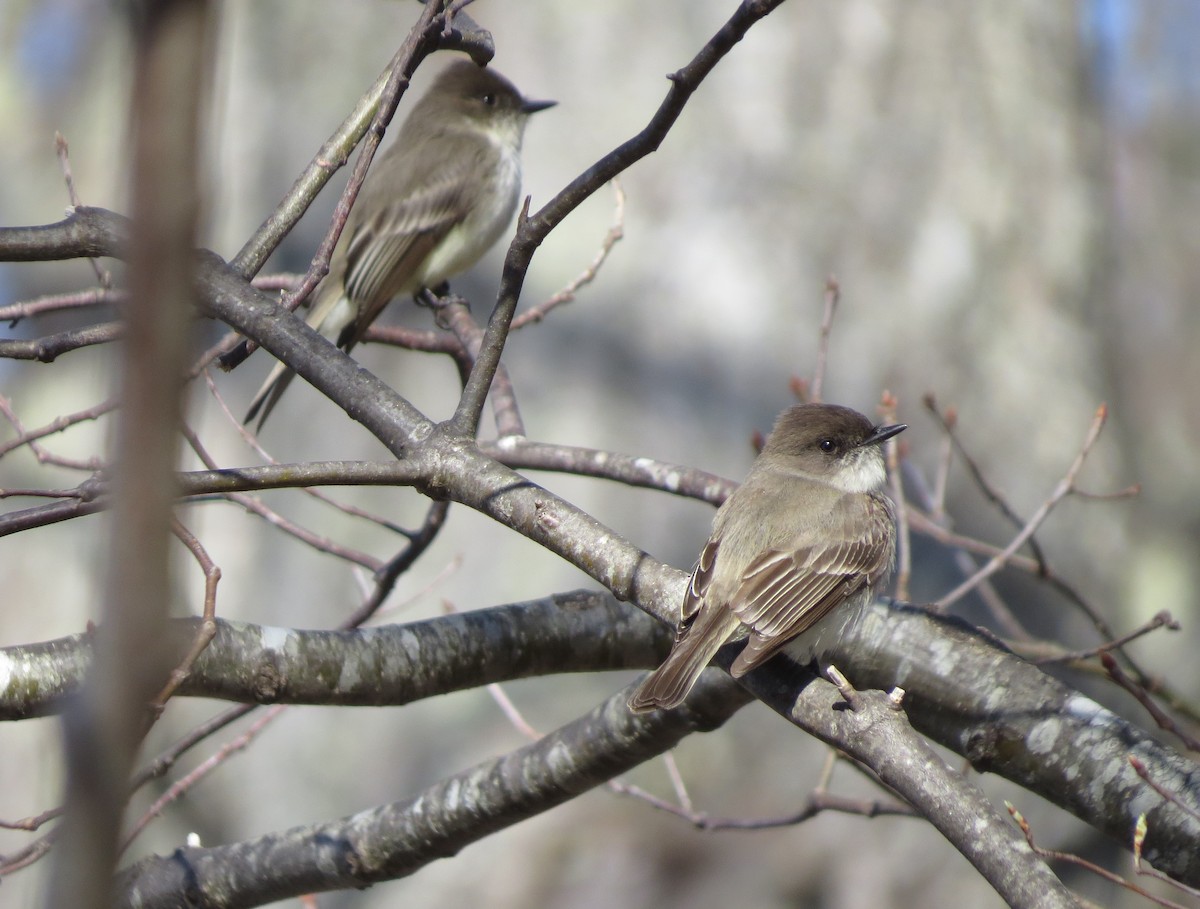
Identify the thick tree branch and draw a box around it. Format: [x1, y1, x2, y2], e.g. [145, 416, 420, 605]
[763, 601, 1200, 886]
[0, 591, 668, 720]
[6, 589, 1199, 891]
[113, 675, 751, 908]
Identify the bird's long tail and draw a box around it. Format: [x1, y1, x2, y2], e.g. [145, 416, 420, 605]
[626, 602, 739, 713]
[243, 288, 354, 431]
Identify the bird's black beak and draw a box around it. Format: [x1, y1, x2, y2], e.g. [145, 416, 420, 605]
[863, 423, 906, 447]
[522, 98, 557, 115]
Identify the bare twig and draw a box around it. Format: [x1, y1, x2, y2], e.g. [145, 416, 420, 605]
[422, 290, 525, 437]
[0, 321, 124, 361]
[180, 424, 382, 571]
[341, 499, 452, 627]
[809, 277, 839, 404]
[608, 778, 915, 831]
[0, 392, 114, 467]
[512, 178, 626, 329]
[1008, 802, 1190, 909]
[924, 393, 1050, 573]
[0, 828, 59, 875]
[121, 705, 288, 854]
[1129, 757, 1200, 826]
[449, 0, 790, 437]
[878, 391, 909, 600]
[0, 287, 125, 325]
[205, 369, 415, 535]
[903, 473, 1032, 641]
[150, 519, 221, 711]
[56, 132, 112, 289]
[1102, 653, 1200, 753]
[1033, 611, 1180, 666]
[934, 404, 1108, 611]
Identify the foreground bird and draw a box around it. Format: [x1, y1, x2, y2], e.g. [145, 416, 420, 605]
[245, 59, 555, 428]
[627, 403, 906, 713]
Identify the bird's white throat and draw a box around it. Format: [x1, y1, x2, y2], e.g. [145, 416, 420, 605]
[832, 449, 887, 494]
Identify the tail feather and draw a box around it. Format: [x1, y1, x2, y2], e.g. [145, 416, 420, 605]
[627, 604, 737, 713]
[242, 287, 353, 431]
[244, 361, 299, 431]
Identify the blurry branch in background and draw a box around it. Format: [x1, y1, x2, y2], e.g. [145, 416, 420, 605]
[1, 1, 1200, 908]
[41, 4, 213, 909]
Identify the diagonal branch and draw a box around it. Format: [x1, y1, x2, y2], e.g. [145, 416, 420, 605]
[113, 674, 751, 908]
[448, 0, 789, 437]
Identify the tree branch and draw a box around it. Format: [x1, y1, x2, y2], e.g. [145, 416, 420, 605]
[113, 675, 751, 908]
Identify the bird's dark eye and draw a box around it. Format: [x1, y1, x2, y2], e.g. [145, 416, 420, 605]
[481, 93, 497, 106]
[818, 439, 836, 454]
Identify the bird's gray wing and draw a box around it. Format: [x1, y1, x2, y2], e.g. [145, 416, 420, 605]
[727, 494, 895, 675]
[338, 168, 473, 347]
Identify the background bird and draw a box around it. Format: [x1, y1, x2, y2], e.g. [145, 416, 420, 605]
[245, 59, 555, 428]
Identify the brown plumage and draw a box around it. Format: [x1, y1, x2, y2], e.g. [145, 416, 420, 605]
[627, 403, 905, 713]
[245, 60, 554, 429]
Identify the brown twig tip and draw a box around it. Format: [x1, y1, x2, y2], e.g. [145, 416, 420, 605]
[788, 375, 809, 401]
[1005, 801, 1030, 832]
[824, 664, 861, 709]
[1133, 812, 1148, 857]
[54, 131, 68, 155]
[810, 279, 840, 403]
[1128, 753, 1200, 825]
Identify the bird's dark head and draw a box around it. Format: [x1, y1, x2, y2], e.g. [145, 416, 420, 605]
[761, 403, 906, 492]
[422, 60, 556, 131]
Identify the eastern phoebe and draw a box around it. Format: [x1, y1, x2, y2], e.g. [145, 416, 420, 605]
[627, 403, 906, 713]
[245, 59, 555, 428]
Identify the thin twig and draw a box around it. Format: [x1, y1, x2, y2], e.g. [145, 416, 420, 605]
[512, 178, 626, 329]
[0, 287, 125, 325]
[878, 391, 909, 600]
[924, 393, 1050, 573]
[934, 404, 1108, 611]
[1102, 653, 1200, 753]
[55, 131, 111, 288]
[121, 705, 288, 854]
[204, 369, 414, 535]
[809, 277, 839, 404]
[423, 291, 525, 438]
[150, 519, 221, 711]
[180, 424, 382, 571]
[1033, 612, 1180, 666]
[1129, 757, 1200, 826]
[0, 392, 114, 466]
[1008, 802, 1190, 909]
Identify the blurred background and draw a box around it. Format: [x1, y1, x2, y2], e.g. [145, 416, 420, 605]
[2, 1, 1199, 906]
